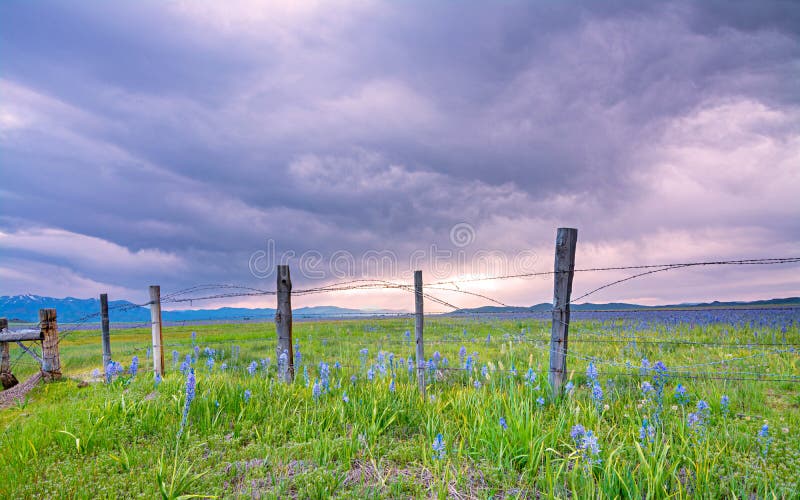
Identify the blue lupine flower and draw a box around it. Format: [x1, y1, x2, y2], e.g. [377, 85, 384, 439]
[721, 395, 730, 416]
[481, 365, 489, 378]
[178, 369, 196, 437]
[592, 382, 604, 407]
[570, 425, 586, 443]
[191, 331, 196, 345]
[154, 372, 162, 387]
[758, 423, 771, 457]
[342, 392, 349, 403]
[193, 345, 200, 361]
[172, 350, 179, 367]
[278, 350, 289, 378]
[639, 418, 655, 446]
[433, 351, 441, 363]
[458, 346, 467, 365]
[367, 367, 375, 381]
[220, 362, 228, 371]
[350, 374, 357, 384]
[261, 358, 271, 372]
[389, 379, 396, 393]
[486, 334, 491, 344]
[465, 355, 474, 372]
[248, 361, 258, 375]
[312, 380, 322, 400]
[359, 348, 368, 365]
[206, 357, 214, 372]
[536, 397, 545, 407]
[582, 431, 601, 463]
[697, 400, 710, 416]
[687, 412, 702, 429]
[146, 347, 151, 359]
[641, 381, 654, 395]
[129, 356, 139, 377]
[674, 384, 688, 405]
[586, 362, 598, 383]
[499, 417, 508, 430]
[565, 381, 574, 394]
[431, 434, 446, 460]
[244, 389, 252, 403]
[91, 368, 100, 379]
[525, 368, 537, 386]
[473, 380, 481, 389]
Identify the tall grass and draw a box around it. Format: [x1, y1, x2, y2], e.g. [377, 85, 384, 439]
[1, 315, 798, 497]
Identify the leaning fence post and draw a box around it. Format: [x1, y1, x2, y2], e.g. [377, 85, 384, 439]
[414, 270, 425, 398]
[100, 293, 112, 373]
[0, 317, 18, 389]
[40, 308, 62, 381]
[275, 265, 294, 383]
[549, 227, 578, 397]
[149, 286, 164, 377]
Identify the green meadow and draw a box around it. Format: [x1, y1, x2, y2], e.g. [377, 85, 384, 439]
[1, 315, 799, 498]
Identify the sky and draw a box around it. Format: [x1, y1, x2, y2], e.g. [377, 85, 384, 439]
[1, 0, 799, 311]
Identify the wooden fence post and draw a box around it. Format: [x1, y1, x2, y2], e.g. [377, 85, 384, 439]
[149, 286, 164, 377]
[275, 265, 294, 383]
[414, 270, 425, 398]
[40, 308, 62, 381]
[549, 227, 578, 397]
[0, 317, 18, 389]
[100, 293, 112, 372]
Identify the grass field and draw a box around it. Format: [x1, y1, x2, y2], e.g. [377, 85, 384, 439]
[1, 311, 799, 498]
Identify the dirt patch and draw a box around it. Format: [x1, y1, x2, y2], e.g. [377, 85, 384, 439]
[0, 372, 42, 410]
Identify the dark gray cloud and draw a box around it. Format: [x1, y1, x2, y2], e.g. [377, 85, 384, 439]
[1, 0, 798, 306]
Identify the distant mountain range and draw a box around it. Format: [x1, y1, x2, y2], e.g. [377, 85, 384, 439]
[0, 295, 396, 323]
[451, 297, 800, 314]
[1, 294, 798, 323]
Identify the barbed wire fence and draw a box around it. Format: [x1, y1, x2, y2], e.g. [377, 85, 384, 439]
[1, 229, 799, 392]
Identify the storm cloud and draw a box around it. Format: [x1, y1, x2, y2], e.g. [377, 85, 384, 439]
[1, 0, 798, 309]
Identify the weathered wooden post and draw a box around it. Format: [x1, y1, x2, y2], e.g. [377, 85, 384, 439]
[100, 293, 112, 373]
[275, 265, 294, 383]
[549, 228, 578, 397]
[0, 317, 19, 389]
[414, 270, 425, 398]
[40, 308, 62, 381]
[149, 286, 164, 377]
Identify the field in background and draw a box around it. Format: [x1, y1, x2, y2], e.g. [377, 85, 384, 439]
[1, 311, 799, 498]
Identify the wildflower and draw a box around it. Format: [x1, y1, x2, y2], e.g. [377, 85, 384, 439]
[154, 372, 162, 387]
[582, 431, 601, 463]
[431, 433, 446, 460]
[674, 384, 689, 405]
[465, 355, 474, 372]
[312, 380, 322, 400]
[342, 392, 349, 403]
[486, 334, 491, 344]
[570, 425, 586, 443]
[178, 369, 196, 437]
[146, 347, 151, 359]
[91, 368, 100, 379]
[473, 380, 481, 389]
[248, 361, 258, 376]
[261, 358, 271, 372]
[244, 389, 252, 403]
[172, 350, 179, 367]
[586, 362, 598, 384]
[525, 368, 537, 386]
[458, 346, 467, 365]
[191, 331, 196, 345]
[350, 374, 357, 384]
[359, 348, 369, 365]
[220, 363, 227, 371]
[278, 350, 289, 378]
[499, 417, 508, 430]
[639, 418, 655, 446]
[565, 381, 575, 394]
[642, 381, 654, 396]
[592, 382, 604, 407]
[537, 397, 546, 407]
[721, 395, 730, 416]
[206, 357, 214, 372]
[367, 367, 375, 381]
[758, 423, 771, 457]
[389, 379, 396, 393]
[481, 365, 489, 378]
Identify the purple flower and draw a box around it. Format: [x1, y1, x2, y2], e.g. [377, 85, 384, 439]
[499, 417, 508, 430]
[178, 369, 196, 437]
[248, 361, 258, 376]
[243, 389, 252, 403]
